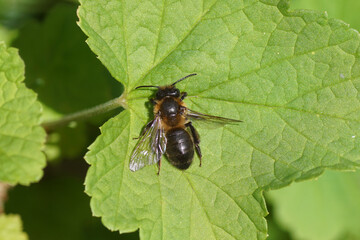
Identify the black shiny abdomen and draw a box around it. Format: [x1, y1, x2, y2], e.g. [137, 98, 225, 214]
[165, 128, 194, 170]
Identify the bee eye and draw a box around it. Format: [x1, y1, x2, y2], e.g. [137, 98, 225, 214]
[156, 91, 165, 99]
[169, 88, 180, 97]
[175, 89, 180, 97]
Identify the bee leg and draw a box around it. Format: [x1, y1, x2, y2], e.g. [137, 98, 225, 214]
[155, 146, 163, 175]
[180, 92, 188, 101]
[157, 158, 162, 175]
[186, 122, 202, 166]
[133, 120, 154, 140]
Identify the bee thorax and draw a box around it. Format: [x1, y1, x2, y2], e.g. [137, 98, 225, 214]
[160, 97, 179, 115]
[159, 97, 183, 127]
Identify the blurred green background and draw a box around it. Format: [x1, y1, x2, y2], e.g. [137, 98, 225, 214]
[0, 0, 359, 239]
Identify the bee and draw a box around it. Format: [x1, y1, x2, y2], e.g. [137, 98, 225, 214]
[130, 73, 242, 173]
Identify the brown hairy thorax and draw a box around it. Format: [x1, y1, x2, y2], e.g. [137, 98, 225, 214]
[154, 96, 187, 131]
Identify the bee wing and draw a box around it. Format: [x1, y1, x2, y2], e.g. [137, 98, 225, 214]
[129, 116, 167, 172]
[186, 109, 242, 125]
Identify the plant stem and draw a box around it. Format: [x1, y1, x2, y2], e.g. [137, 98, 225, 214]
[42, 94, 127, 131]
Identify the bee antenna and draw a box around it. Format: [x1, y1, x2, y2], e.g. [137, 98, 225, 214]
[135, 85, 160, 90]
[171, 73, 197, 86]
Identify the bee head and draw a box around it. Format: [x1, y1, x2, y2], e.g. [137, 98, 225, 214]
[135, 73, 197, 100]
[156, 86, 180, 100]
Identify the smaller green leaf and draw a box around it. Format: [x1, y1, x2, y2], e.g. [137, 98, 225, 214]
[0, 43, 46, 185]
[268, 170, 360, 240]
[0, 214, 28, 240]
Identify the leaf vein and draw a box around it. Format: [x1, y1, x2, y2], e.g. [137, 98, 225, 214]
[183, 173, 221, 240]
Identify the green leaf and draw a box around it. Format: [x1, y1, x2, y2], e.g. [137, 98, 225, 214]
[78, 0, 360, 239]
[0, 43, 46, 185]
[267, 170, 360, 240]
[291, 0, 360, 31]
[0, 214, 28, 240]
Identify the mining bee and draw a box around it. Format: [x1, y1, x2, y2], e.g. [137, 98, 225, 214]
[130, 74, 242, 173]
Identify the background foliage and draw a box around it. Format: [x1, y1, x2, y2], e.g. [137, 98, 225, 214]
[0, 0, 359, 239]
